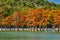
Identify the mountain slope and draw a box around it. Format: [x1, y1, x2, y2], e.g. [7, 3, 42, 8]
[0, 0, 57, 17]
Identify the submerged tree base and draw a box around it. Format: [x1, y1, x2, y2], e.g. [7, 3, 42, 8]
[0, 28, 60, 32]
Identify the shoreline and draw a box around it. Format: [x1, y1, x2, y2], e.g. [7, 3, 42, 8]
[0, 28, 58, 31]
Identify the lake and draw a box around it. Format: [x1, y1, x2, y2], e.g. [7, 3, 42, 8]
[0, 31, 60, 40]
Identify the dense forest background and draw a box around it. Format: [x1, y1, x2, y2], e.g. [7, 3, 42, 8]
[0, 0, 60, 17]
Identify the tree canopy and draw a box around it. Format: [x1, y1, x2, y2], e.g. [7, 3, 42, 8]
[0, 0, 58, 17]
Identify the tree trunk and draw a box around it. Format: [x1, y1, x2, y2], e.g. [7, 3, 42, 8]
[32, 26, 35, 32]
[10, 27, 11, 31]
[28, 26, 29, 31]
[17, 26, 19, 31]
[39, 26, 41, 31]
[52, 25, 55, 32]
[45, 26, 47, 32]
[30, 26, 32, 31]
[42, 27, 44, 32]
[22, 26, 24, 31]
[1, 26, 2, 31]
[14, 27, 15, 31]
[35, 26, 38, 31]
[5, 26, 6, 31]
[58, 26, 60, 32]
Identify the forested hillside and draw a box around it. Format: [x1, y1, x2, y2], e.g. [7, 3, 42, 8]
[56, 4, 60, 9]
[0, 0, 56, 17]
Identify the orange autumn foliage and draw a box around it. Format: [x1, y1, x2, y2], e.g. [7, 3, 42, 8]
[1, 8, 60, 28]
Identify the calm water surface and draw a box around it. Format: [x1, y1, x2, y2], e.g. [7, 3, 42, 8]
[0, 31, 60, 40]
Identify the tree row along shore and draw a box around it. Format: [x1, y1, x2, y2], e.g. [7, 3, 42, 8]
[0, 28, 59, 32]
[0, 8, 60, 32]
